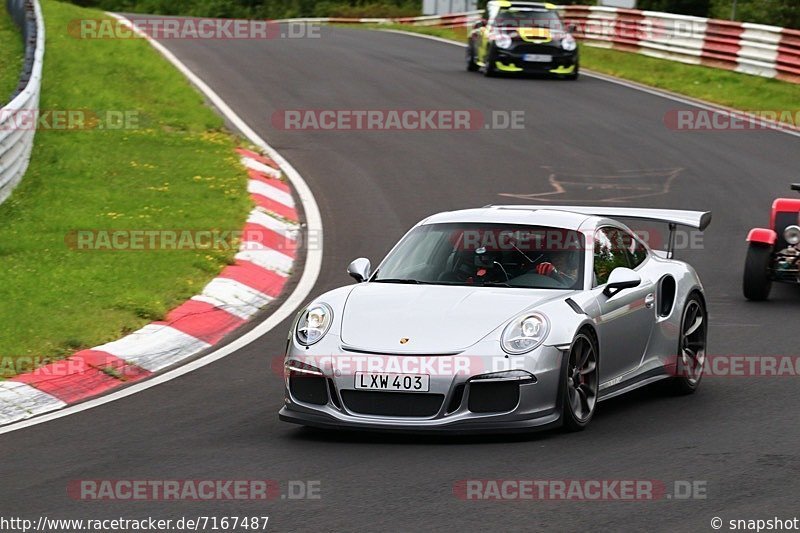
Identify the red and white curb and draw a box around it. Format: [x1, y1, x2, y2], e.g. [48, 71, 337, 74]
[0, 148, 299, 426]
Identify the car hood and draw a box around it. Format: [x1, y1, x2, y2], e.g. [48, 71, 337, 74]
[339, 283, 571, 354]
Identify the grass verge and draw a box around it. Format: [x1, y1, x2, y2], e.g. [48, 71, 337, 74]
[362, 24, 800, 122]
[0, 0, 251, 374]
[0, 6, 24, 104]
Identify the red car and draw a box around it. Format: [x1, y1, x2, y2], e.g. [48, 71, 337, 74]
[743, 184, 800, 300]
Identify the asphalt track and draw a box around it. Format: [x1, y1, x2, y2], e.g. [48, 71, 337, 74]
[2, 24, 800, 532]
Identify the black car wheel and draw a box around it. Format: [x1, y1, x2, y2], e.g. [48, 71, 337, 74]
[562, 330, 599, 432]
[482, 46, 497, 77]
[743, 242, 773, 301]
[466, 44, 478, 72]
[668, 294, 707, 395]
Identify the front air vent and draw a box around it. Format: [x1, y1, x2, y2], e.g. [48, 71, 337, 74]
[467, 381, 520, 413]
[341, 391, 444, 417]
[289, 373, 328, 405]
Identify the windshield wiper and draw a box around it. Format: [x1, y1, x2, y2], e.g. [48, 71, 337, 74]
[481, 281, 512, 287]
[373, 278, 423, 284]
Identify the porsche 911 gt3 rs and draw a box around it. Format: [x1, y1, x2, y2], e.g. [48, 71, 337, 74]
[279, 205, 712, 433]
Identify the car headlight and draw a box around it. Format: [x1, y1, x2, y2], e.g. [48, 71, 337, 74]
[493, 32, 513, 49]
[501, 313, 550, 354]
[785, 225, 800, 246]
[295, 303, 333, 346]
[561, 34, 577, 52]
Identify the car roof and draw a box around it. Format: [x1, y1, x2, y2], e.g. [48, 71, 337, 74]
[488, 1, 557, 10]
[420, 206, 595, 230]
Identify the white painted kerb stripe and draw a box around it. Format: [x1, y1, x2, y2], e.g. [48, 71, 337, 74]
[95, 324, 212, 373]
[248, 179, 295, 208]
[0, 382, 66, 425]
[243, 157, 282, 179]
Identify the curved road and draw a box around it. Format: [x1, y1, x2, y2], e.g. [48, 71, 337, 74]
[2, 25, 800, 532]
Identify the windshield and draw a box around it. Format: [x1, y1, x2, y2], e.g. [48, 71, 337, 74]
[494, 9, 563, 30]
[373, 223, 585, 290]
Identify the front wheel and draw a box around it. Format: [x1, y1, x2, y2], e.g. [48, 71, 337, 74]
[743, 243, 773, 301]
[482, 46, 497, 77]
[466, 44, 478, 72]
[561, 331, 599, 431]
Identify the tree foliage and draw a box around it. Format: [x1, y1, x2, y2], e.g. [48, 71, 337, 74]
[65, 0, 799, 28]
[66, 0, 421, 18]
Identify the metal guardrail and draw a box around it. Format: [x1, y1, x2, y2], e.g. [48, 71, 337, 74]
[561, 6, 800, 83]
[1, 0, 44, 205]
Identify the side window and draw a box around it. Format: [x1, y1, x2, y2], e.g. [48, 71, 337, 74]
[594, 227, 629, 286]
[621, 230, 649, 269]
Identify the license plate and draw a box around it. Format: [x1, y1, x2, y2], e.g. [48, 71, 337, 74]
[354, 372, 430, 392]
[523, 54, 552, 62]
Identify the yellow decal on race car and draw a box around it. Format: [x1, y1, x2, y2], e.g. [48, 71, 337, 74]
[519, 28, 552, 43]
[496, 61, 523, 72]
[550, 65, 576, 74]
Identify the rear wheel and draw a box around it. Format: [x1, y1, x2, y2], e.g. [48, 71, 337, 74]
[466, 44, 478, 72]
[743, 243, 773, 301]
[561, 331, 598, 431]
[668, 295, 707, 395]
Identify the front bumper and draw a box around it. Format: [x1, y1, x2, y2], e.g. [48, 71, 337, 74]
[279, 340, 566, 434]
[493, 48, 578, 75]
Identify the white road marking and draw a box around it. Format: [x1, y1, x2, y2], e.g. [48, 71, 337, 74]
[0, 13, 324, 436]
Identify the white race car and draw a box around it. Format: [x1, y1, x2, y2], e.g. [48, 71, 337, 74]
[280, 205, 711, 433]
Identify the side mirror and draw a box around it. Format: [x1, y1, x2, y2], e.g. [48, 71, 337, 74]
[473, 20, 486, 29]
[347, 258, 371, 283]
[791, 183, 800, 193]
[603, 267, 641, 297]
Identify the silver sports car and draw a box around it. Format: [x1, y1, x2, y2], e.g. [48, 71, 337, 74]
[279, 205, 711, 433]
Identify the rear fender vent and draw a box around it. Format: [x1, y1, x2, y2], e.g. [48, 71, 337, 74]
[657, 275, 676, 318]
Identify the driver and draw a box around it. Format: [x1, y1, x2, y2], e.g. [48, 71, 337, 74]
[535, 252, 579, 285]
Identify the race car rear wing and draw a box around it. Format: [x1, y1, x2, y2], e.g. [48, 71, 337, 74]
[489, 205, 712, 230]
[488, 205, 712, 258]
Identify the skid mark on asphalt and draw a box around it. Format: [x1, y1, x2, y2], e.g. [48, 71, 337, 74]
[499, 167, 682, 203]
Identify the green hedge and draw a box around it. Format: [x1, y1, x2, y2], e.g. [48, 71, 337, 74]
[64, 0, 421, 18]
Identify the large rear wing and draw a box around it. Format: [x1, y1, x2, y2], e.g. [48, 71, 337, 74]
[488, 205, 712, 258]
[489, 205, 712, 230]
